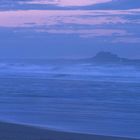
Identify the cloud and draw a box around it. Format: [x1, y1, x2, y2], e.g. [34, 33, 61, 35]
[1, 0, 140, 11]
[38, 29, 127, 38]
[0, 9, 139, 28]
[20, 0, 112, 7]
[0, 9, 139, 39]
[112, 37, 140, 44]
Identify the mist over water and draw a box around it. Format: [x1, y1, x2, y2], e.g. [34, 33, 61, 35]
[0, 59, 140, 138]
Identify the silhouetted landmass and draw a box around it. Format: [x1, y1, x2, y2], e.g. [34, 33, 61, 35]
[88, 51, 140, 65]
[93, 52, 123, 62]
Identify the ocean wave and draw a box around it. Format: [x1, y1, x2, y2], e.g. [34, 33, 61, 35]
[0, 61, 140, 79]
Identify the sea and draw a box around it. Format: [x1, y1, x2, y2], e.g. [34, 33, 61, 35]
[0, 59, 140, 139]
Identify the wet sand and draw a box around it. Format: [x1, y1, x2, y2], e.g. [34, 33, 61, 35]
[0, 121, 139, 140]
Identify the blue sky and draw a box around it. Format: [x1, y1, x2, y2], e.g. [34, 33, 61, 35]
[0, 0, 140, 59]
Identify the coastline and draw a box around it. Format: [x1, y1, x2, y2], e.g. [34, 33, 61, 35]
[0, 121, 139, 140]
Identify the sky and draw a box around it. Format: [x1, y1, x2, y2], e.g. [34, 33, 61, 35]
[0, 0, 140, 59]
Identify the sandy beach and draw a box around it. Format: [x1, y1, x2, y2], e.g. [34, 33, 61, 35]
[0, 121, 138, 140]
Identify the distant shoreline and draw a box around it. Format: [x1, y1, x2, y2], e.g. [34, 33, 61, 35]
[0, 121, 138, 140]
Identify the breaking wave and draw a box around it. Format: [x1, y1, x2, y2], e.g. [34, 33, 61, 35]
[0, 60, 140, 81]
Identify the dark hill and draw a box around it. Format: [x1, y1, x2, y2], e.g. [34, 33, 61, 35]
[92, 51, 125, 63]
[86, 51, 140, 65]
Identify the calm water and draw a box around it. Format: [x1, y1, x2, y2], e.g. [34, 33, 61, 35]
[0, 59, 140, 138]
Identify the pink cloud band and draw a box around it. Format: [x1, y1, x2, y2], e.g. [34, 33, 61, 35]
[19, 0, 112, 7]
[0, 9, 139, 28]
